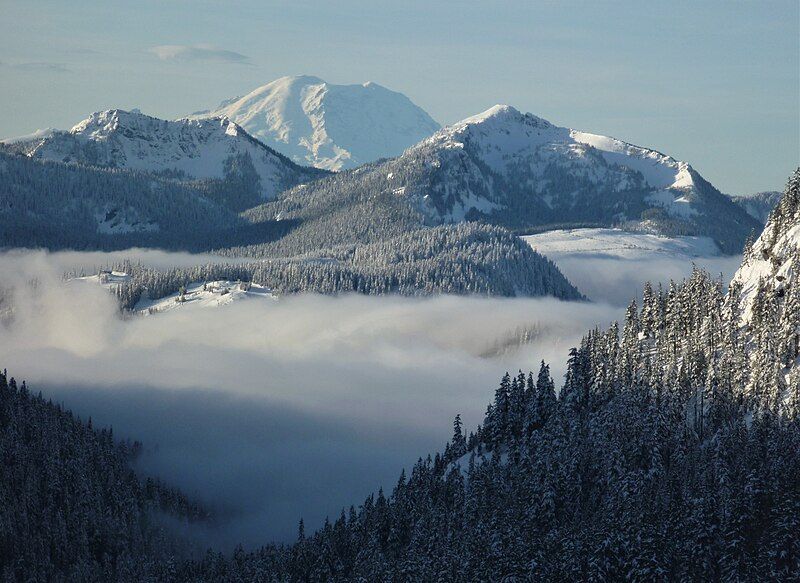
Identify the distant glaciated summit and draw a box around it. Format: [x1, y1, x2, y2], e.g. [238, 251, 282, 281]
[186, 75, 440, 171]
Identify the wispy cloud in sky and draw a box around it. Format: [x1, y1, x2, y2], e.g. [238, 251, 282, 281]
[0, 61, 70, 73]
[148, 44, 251, 65]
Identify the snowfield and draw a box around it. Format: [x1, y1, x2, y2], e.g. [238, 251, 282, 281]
[521, 228, 742, 306]
[134, 280, 276, 315]
[522, 228, 721, 261]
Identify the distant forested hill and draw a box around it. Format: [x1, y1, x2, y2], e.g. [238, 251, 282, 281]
[0, 149, 584, 302]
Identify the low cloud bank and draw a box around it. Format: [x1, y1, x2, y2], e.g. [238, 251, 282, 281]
[0, 248, 643, 546]
[551, 254, 743, 306]
[0, 247, 252, 277]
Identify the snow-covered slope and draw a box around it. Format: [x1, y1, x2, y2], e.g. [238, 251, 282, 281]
[521, 228, 741, 306]
[732, 172, 800, 322]
[186, 75, 440, 171]
[523, 228, 721, 261]
[730, 170, 799, 403]
[375, 105, 759, 253]
[11, 109, 323, 200]
[134, 280, 276, 315]
[438, 105, 694, 192]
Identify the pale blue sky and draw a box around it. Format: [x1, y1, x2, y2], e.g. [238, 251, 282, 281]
[1, 0, 797, 194]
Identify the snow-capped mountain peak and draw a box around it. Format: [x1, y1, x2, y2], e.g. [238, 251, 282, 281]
[69, 108, 126, 134]
[459, 104, 530, 125]
[375, 105, 758, 252]
[185, 75, 441, 171]
[428, 104, 695, 193]
[13, 108, 322, 200]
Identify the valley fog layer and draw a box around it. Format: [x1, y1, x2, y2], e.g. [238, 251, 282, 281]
[0, 246, 730, 545]
[550, 253, 743, 306]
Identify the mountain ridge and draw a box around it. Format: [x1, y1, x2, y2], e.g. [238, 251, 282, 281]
[265, 104, 760, 254]
[729, 190, 783, 224]
[5, 108, 325, 202]
[0, 102, 766, 264]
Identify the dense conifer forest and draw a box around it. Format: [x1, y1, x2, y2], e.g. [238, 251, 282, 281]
[99, 223, 584, 309]
[0, 372, 207, 582]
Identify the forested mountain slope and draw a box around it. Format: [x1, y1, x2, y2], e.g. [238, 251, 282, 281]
[0, 152, 244, 249]
[187, 75, 441, 171]
[278, 104, 759, 253]
[0, 371, 208, 582]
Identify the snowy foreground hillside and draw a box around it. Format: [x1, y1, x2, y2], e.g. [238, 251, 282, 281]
[733, 171, 800, 330]
[4, 109, 322, 200]
[187, 75, 441, 171]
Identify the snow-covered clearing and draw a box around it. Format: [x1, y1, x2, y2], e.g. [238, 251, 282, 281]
[134, 281, 276, 315]
[523, 228, 720, 260]
[523, 228, 741, 305]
